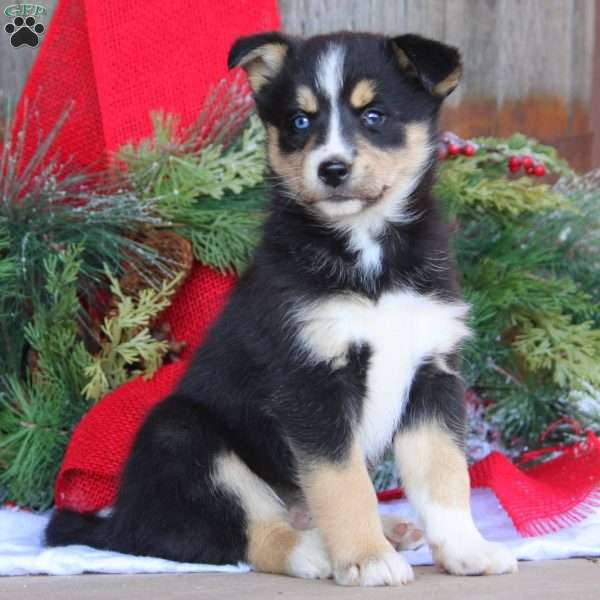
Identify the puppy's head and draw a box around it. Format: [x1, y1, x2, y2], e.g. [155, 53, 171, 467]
[228, 32, 461, 222]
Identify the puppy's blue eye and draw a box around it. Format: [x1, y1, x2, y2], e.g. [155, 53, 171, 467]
[292, 114, 311, 131]
[362, 109, 385, 128]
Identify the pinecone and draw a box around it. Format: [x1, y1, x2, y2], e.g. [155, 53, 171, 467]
[119, 228, 193, 301]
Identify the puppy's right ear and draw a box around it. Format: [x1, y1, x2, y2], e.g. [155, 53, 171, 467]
[228, 32, 290, 93]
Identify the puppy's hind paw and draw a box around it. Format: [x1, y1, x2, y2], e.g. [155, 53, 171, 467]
[381, 515, 425, 551]
[287, 529, 332, 579]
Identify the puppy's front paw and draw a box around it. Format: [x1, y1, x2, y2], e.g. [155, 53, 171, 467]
[334, 549, 414, 586]
[433, 538, 517, 576]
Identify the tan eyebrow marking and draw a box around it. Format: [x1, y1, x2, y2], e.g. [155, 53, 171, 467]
[296, 85, 319, 113]
[350, 79, 376, 109]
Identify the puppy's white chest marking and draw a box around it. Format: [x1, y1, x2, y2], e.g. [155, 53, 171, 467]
[348, 226, 382, 276]
[295, 290, 470, 460]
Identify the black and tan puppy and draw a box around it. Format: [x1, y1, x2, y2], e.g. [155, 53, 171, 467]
[46, 31, 517, 585]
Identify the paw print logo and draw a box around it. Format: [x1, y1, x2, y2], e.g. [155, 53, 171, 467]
[4, 16, 45, 48]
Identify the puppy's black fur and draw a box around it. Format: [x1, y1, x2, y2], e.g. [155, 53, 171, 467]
[46, 31, 465, 567]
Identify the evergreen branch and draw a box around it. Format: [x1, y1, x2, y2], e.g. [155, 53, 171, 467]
[118, 81, 268, 274]
[82, 270, 184, 402]
[0, 248, 92, 510]
[513, 313, 600, 391]
[473, 133, 573, 177]
[436, 159, 567, 219]
[487, 384, 585, 450]
[451, 166, 600, 452]
[0, 106, 180, 378]
[119, 112, 265, 205]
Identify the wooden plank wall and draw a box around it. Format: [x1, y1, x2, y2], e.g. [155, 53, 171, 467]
[0, 1, 56, 108]
[1, 0, 599, 169]
[592, 0, 600, 167]
[280, 0, 599, 170]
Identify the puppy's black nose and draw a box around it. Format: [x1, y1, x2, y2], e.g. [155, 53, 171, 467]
[318, 160, 349, 188]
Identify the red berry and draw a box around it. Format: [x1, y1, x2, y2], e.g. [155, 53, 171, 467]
[526, 166, 535, 175]
[447, 143, 460, 156]
[522, 156, 533, 169]
[462, 144, 476, 156]
[533, 164, 546, 177]
[438, 146, 448, 160]
[508, 156, 522, 169]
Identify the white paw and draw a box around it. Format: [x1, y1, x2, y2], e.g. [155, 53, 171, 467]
[287, 529, 332, 579]
[335, 551, 414, 586]
[380, 515, 425, 551]
[433, 538, 517, 576]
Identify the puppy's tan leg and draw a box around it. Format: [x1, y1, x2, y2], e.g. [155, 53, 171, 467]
[214, 453, 331, 579]
[301, 441, 414, 586]
[394, 423, 517, 575]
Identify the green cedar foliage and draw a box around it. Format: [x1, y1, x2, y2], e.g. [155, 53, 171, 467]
[436, 138, 600, 452]
[82, 270, 184, 402]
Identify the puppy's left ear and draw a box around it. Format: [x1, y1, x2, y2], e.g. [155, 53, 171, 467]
[391, 34, 462, 98]
[228, 32, 290, 93]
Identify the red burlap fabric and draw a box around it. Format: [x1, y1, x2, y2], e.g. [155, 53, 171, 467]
[15, 0, 279, 165]
[14, 0, 278, 512]
[470, 435, 600, 536]
[13, 0, 106, 171]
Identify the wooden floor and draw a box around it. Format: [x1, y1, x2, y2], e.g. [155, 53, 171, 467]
[1, 559, 599, 600]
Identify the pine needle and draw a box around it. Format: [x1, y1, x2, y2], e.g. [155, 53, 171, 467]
[118, 79, 268, 274]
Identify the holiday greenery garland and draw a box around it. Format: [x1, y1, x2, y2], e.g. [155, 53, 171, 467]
[434, 134, 600, 454]
[118, 78, 268, 274]
[0, 83, 266, 508]
[1, 248, 92, 507]
[0, 109, 186, 508]
[0, 82, 599, 508]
